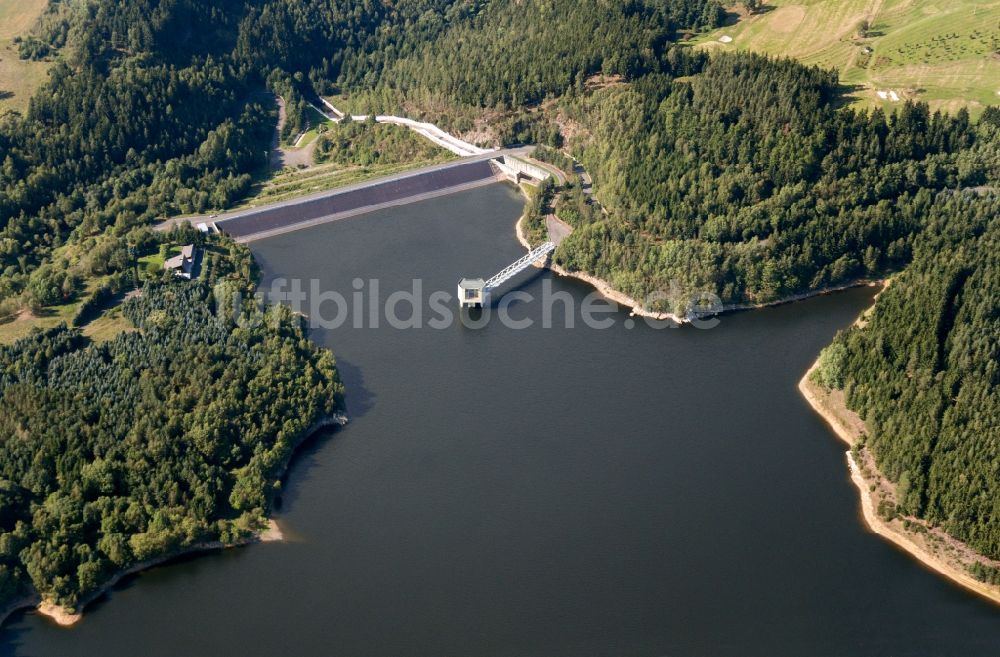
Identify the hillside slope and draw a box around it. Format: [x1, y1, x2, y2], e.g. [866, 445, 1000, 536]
[697, 0, 1000, 117]
[0, 0, 51, 114]
[811, 169, 1000, 582]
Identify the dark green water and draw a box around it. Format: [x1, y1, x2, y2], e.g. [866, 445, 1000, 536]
[6, 183, 1000, 656]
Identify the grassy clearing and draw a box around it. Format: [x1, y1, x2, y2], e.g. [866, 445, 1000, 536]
[137, 252, 166, 270]
[137, 245, 181, 274]
[81, 306, 135, 344]
[0, 0, 51, 114]
[281, 105, 336, 149]
[242, 161, 441, 206]
[1, 241, 186, 344]
[0, 289, 136, 345]
[696, 0, 1000, 117]
[0, 0, 47, 41]
[0, 273, 116, 344]
[295, 105, 336, 148]
[244, 122, 454, 206]
[0, 300, 76, 344]
[322, 93, 364, 115]
[0, 53, 50, 115]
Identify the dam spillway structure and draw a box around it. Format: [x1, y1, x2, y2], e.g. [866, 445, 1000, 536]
[458, 242, 556, 308]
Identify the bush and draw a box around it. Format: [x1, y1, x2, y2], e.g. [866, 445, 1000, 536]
[812, 341, 848, 389]
[71, 283, 115, 327]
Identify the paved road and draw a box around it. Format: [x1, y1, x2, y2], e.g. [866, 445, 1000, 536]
[316, 98, 492, 157]
[545, 215, 573, 246]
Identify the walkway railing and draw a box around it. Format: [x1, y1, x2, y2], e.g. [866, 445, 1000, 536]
[486, 242, 556, 291]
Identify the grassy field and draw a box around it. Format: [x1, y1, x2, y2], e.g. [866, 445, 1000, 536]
[0, 0, 51, 114]
[137, 245, 182, 273]
[280, 104, 336, 150]
[696, 0, 1000, 116]
[81, 306, 135, 344]
[0, 286, 139, 345]
[0, 236, 187, 345]
[246, 121, 455, 206]
[0, 276, 123, 345]
[296, 105, 336, 148]
[0, 299, 77, 344]
[242, 159, 449, 207]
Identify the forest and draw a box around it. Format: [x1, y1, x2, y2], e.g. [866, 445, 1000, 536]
[552, 53, 993, 313]
[0, 0, 359, 611]
[0, 279, 343, 609]
[814, 171, 1000, 568]
[313, 117, 451, 167]
[0, 0, 728, 314]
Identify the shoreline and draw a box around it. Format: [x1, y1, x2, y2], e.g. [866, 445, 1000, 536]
[0, 412, 348, 630]
[0, 593, 41, 631]
[511, 189, 878, 324]
[511, 191, 685, 323]
[34, 520, 286, 628]
[0, 524, 283, 630]
[550, 261, 877, 324]
[798, 361, 1000, 607]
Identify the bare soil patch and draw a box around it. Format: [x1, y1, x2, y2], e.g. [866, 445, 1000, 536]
[769, 5, 807, 33]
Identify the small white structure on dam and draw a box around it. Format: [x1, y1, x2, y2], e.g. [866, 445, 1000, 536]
[490, 155, 553, 185]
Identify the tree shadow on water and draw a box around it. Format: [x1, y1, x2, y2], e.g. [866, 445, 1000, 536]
[272, 356, 373, 512]
[334, 357, 375, 420]
[0, 546, 240, 654]
[0, 612, 30, 656]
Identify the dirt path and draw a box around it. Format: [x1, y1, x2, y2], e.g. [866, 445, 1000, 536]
[270, 94, 287, 170]
[269, 95, 317, 169]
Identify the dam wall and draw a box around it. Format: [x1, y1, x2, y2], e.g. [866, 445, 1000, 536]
[218, 159, 499, 241]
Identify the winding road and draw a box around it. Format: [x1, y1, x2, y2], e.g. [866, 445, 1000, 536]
[315, 98, 494, 157]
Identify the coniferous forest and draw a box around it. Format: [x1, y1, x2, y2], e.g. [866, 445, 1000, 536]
[0, 280, 344, 609]
[0, 0, 998, 614]
[556, 59, 995, 311]
[815, 187, 1000, 564]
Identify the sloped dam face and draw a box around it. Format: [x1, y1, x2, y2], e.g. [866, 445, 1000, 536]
[217, 159, 498, 240]
[10, 183, 1000, 657]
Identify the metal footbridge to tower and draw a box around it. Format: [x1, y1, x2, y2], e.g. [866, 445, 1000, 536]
[486, 242, 555, 289]
[458, 242, 555, 307]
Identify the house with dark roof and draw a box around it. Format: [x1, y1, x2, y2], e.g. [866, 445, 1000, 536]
[163, 244, 196, 279]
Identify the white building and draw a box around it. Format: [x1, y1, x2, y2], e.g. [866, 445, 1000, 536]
[458, 278, 486, 308]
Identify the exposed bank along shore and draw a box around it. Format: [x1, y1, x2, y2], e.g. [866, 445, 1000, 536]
[799, 353, 1000, 606]
[0, 413, 348, 629]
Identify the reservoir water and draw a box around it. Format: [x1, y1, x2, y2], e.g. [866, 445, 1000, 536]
[6, 183, 1000, 655]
